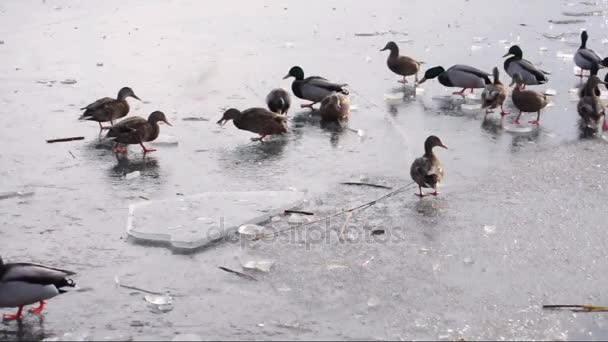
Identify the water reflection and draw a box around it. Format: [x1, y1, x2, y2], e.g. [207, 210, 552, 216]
[0, 317, 47, 342]
[109, 154, 161, 178]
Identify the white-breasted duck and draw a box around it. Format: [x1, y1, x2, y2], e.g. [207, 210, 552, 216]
[106, 111, 172, 154]
[266, 88, 291, 115]
[417, 65, 491, 97]
[217, 107, 288, 142]
[502, 45, 549, 87]
[380, 41, 423, 84]
[481, 67, 508, 119]
[79, 87, 140, 130]
[574, 31, 608, 78]
[410, 135, 447, 197]
[0, 256, 76, 321]
[511, 73, 550, 125]
[283, 66, 348, 109]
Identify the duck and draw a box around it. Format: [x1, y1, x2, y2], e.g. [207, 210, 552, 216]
[266, 88, 291, 115]
[502, 45, 549, 87]
[0, 256, 76, 321]
[217, 107, 288, 142]
[283, 66, 348, 109]
[380, 41, 423, 84]
[578, 63, 601, 97]
[511, 73, 550, 125]
[417, 65, 491, 96]
[319, 93, 350, 122]
[577, 74, 608, 131]
[574, 30, 608, 78]
[410, 135, 447, 197]
[481, 67, 508, 119]
[105, 111, 172, 154]
[79, 87, 141, 130]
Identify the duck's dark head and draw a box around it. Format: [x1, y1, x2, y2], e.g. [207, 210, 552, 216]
[283, 66, 304, 80]
[217, 108, 241, 126]
[380, 41, 399, 53]
[424, 135, 448, 152]
[502, 45, 523, 59]
[118, 87, 141, 101]
[417, 66, 445, 84]
[581, 30, 589, 48]
[148, 111, 172, 126]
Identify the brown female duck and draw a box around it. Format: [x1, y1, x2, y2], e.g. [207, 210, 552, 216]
[577, 74, 608, 131]
[481, 67, 508, 119]
[380, 41, 422, 84]
[410, 135, 447, 197]
[266, 88, 291, 115]
[511, 73, 549, 125]
[217, 108, 288, 142]
[106, 111, 171, 154]
[79, 87, 140, 129]
[319, 93, 350, 122]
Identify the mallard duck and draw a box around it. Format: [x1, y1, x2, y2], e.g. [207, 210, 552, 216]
[319, 93, 350, 122]
[79, 87, 140, 129]
[511, 73, 549, 125]
[574, 31, 608, 77]
[577, 74, 608, 131]
[578, 63, 601, 97]
[380, 41, 422, 84]
[283, 66, 348, 109]
[266, 88, 291, 115]
[106, 111, 172, 154]
[410, 135, 447, 197]
[0, 256, 76, 321]
[481, 67, 508, 119]
[417, 65, 491, 96]
[217, 107, 288, 142]
[502, 45, 549, 87]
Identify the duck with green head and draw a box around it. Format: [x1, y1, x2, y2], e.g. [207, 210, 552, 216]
[217, 107, 288, 142]
[380, 41, 423, 84]
[106, 111, 172, 154]
[79, 87, 141, 130]
[417, 65, 491, 97]
[574, 30, 608, 78]
[410, 135, 448, 197]
[502, 45, 549, 87]
[283, 66, 348, 109]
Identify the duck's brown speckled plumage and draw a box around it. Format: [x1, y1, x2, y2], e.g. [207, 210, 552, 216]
[319, 93, 350, 122]
[481, 67, 508, 118]
[410, 136, 447, 197]
[217, 107, 288, 141]
[79, 87, 140, 129]
[578, 75, 607, 130]
[106, 111, 171, 152]
[511, 73, 549, 125]
[381, 41, 422, 83]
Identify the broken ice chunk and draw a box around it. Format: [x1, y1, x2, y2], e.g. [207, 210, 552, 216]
[125, 171, 140, 180]
[573, 66, 582, 75]
[461, 103, 481, 114]
[384, 93, 404, 101]
[483, 225, 496, 234]
[544, 88, 557, 96]
[556, 51, 574, 59]
[238, 224, 265, 237]
[144, 294, 172, 305]
[539, 46, 548, 52]
[472, 36, 487, 43]
[242, 259, 275, 272]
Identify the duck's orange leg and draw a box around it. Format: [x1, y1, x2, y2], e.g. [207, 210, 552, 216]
[300, 102, 317, 109]
[398, 76, 408, 84]
[415, 185, 428, 197]
[529, 111, 541, 125]
[139, 142, 156, 154]
[29, 301, 46, 314]
[513, 111, 523, 125]
[3, 306, 23, 321]
[500, 104, 509, 116]
[452, 88, 467, 97]
[251, 134, 267, 142]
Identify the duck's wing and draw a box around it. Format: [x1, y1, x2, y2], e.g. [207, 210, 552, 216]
[519, 58, 550, 78]
[1, 263, 75, 285]
[579, 48, 603, 64]
[241, 108, 288, 134]
[106, 116, 147, 139]
[411, 156, 442, 187]
[449, 65, 492, 84]
[305, 76, 348, 93]
[80, 97, 114, 111]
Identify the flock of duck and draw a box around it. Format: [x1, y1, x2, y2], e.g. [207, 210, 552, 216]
[1, 30, 607, 321]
